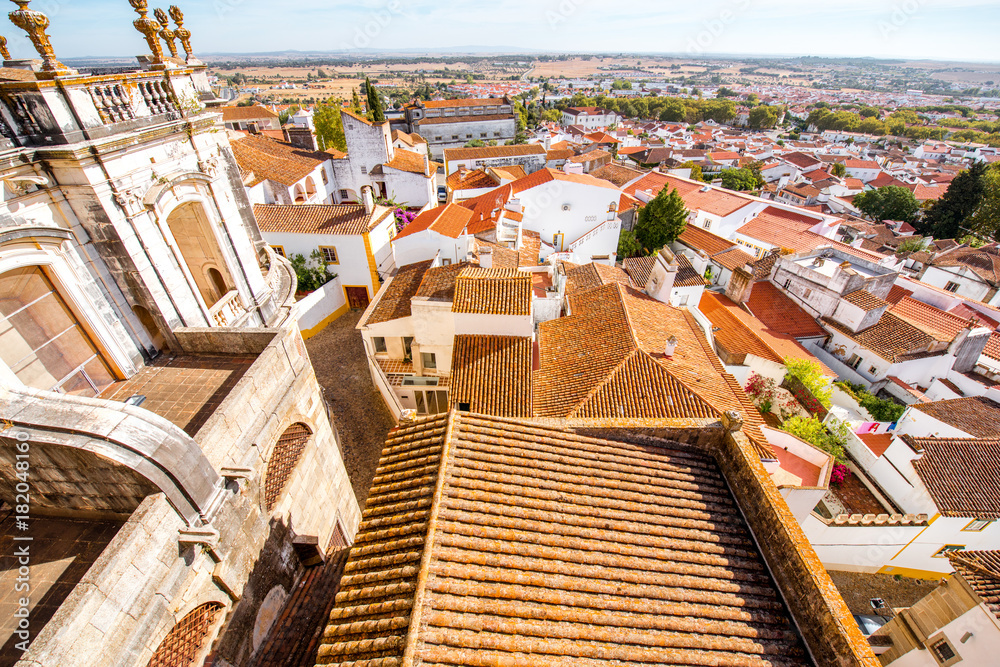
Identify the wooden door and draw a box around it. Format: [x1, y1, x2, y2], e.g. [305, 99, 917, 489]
[345, 286, 369, 310]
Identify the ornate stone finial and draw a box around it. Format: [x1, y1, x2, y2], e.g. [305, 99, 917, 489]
[169, 5, 192, 60]
[153, 8, 178, 58]
[721, 410, 745, 433]
[129, 0, 164, 63]
[0, 35, 9, 60]
[8, 0, 68, 72]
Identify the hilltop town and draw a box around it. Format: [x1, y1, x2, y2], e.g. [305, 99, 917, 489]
[2, 3, 1000, 667]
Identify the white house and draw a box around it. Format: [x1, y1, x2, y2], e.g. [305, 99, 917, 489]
[391, 203, 476, 268]
[443, 144, 547, 176]
[561, 106, 622, 129]
[232, 134, 337, 206]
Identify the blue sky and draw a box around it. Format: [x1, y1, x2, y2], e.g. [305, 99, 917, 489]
[5, 1, 999, 62]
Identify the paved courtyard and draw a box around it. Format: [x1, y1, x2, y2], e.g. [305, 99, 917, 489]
[305, 310, 395, 509]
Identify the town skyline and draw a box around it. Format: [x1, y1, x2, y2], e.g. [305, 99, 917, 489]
[6, 0, 1000, 63]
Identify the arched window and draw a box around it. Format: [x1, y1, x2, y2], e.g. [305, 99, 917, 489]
[164, 202, 235, 308]
[146, 602, 225, 667]
[263, 423, 311, 512]
[0, 266, 116, 396]
[293, 184, 306, 204]
[304, 176, 317, 198]
[207, 268, 228, 303]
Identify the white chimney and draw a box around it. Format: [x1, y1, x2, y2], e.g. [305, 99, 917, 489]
[665, 336, 678, 357]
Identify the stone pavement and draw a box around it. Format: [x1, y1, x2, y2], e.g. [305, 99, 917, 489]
[304, 310, 395, 509]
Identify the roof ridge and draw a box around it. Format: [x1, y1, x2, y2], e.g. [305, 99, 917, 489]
[568, 348, 646, 418]
[400, 411, 459, 663]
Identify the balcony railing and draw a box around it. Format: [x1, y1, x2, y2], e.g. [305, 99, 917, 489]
[209, 290, 246, 327]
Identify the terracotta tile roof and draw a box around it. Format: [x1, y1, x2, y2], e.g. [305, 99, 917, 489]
[985, 332, 1000, 361]
[701, 292, 835, 375]
[859, 433, 893, 457]
[950, 303, 1000, 329]
[316, 412, 811, 665]
[591, 162, 645, 187]
[890, 296, 974, 343]
[221, 105, 279, 121]
[949, 551, 1000, 619]
[254, 204, 388, 236]
[394, 204, 473, 241]
[514, 167, 622, 192]
[249, 547, 350, 667]
[546, 148, 575, 161]
[446, 168, 497, 191]
[625, 173, 754, 217]
[384, 149, 429, 175]
[842, 290, 890, 312]
[712, 246, 757, 272]
[363, 260, 433, 326]
[932, 245, 1000, 287]
[415, 262, 468, 301]
[443, 144, 545, 161]
[886, 284, 913, 305]
[419, 97, 509, 109]
[232, 135, 328, 187]
[518, 230, 542, 267]
[456, 183, 514, 234]
[475, 240, 519, 269]
[677, 224, 737, 256]
[746, 282, 826, 339]
[449, 335, 532, 417]
[391, 129, 426, 146]
[906, 435, 1000, 518]
[912, 397, 1000, 439]
[534, 283, 772, 458]
[737, 207, 885, 263]
[751, 251, 781, 281]
[675, 253, 709, 288]
[564, 262, 630, 295]
[568, 149, 612, 163]
[489, 165, 526, 181]
[822, 314, 939, 363]
[622, 256, 656, 287]
[452, 268, 531, 316]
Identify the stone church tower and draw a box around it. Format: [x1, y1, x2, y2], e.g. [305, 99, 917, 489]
[0, 3, 359, 665]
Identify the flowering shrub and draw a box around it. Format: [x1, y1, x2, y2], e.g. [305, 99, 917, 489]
[745, 373, 777, 414]
[781, 415, 850, 463]
[784, 358, 833, 409]
[394, 208, 417, 234]
[830, 463, 852, 485]
[777, 392, 801, 421]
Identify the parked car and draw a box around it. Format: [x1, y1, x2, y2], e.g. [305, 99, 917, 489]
[437, 186, 448, 203]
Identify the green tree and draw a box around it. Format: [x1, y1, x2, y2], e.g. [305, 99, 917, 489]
[317, 69, 328, 79]
[541, 108, 562, 123]
[290, 250, 337, 293]
[748, 106, 779, 130]
[313, 102, 346, 152]
[681, 160, 704, 182]
[966, 163, 1000, 241]
[782, 416, 847, 463]
[350, 87, 363, 114]
[784, 358, 833, 409]
[634, 188, 689, 253]
[365, 77, 386, 122]
[716, 87, 739, 98]
[720, 168, 761, 192]
[659, 98, 686, 122]
[830, 162, 846, 178]
[464, 139, 487, 148]
[617, 229, 642, 259]
[853, 186, 920, 223]
[921, 162, 987, 239]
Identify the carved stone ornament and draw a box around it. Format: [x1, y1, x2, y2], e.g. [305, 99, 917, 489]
[199, 156, 220, 179]
[169, 5, 193, 60]
[114, 188, 146, 217]
[153, 7, 178, 58]
[8, 0, 69, 72]
[129, 0, 164, 63]
[0, 34, 10, 60]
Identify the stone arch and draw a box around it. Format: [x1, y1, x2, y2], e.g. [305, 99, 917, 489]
[164, 200, 235, 307]
[0, 386, 224, 527]
[146, 601, 226, 667]
[293, 183, 306, 204]
[263, 423, 312, 512]
[304, 175, 317, 199]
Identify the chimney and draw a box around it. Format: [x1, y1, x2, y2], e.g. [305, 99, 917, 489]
[284, 126, 318, 151]
[664, 336, 678, 358]
[361, 186, 375, 215]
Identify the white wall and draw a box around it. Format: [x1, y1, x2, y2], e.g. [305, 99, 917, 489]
[888, 606, 1000, 667]
[392, 230, 473, 269]
[453, 312, 533, 338]
[296, 278, 347, 338]
[261, 232, 376, 301]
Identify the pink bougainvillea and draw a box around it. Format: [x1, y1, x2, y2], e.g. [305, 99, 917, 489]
[830, 463, 852, 485]
[394, 208, 417, 233]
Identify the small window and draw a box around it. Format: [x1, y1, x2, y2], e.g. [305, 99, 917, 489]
[319, 246, 338, 264]
[944, 281, 960, 293]
[466, 134, 473, 139]
[847, 354, 863, 370]
[678, 295, 689, 306]
[933, 545, 965, 558]
[271, 245, 285, 257]
[803, 288, 812, 299]
[480, 132, 487, 138]
[422, 352, 437, 370]
[494, 132, 501, 137]
[339, 189, 350, 200]
[964, 519, 993, 532]
[360, 165, 367, 175]
[702, 220, 711, 229]
[452, 135, 459, 140]
[441, 258, 452, 266]
[931, 639, 957, 663]
[373, 337, 387, 354]
[868, 365, 878, 375]
[321, 170, 329, 185]
[458, 402, 471, 411]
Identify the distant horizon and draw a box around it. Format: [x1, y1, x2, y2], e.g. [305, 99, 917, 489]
[3, 1, 998, 63]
